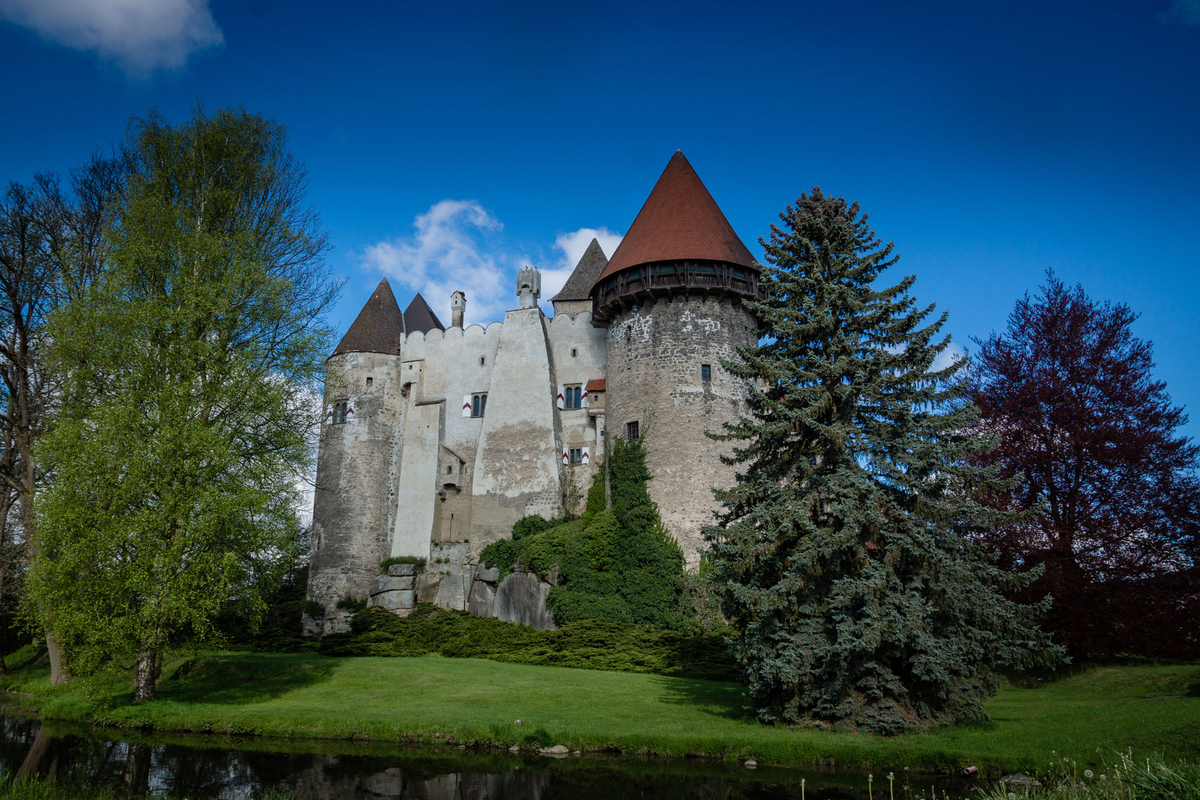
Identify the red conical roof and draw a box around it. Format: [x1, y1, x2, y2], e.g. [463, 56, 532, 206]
[596, 151, 755, 283]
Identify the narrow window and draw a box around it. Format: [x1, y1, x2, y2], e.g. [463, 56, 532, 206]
[366, 377, 373, 388]
[701, 364, 712, 381]
[571, 348, 578, 357]
[480, 356, 485, 366]
[625, 420, 639, 441]
[569, 447, 583, 465]
[332, 401, 348, 425]
[563, 384, 583, 409]
[471, 393, 487, 418]
[447, 465, 453, 475]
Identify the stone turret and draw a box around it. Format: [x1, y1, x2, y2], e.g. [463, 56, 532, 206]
[450, 290, 466, 328]
[590, 151, 761, 567]
[517, 267, 541, 309]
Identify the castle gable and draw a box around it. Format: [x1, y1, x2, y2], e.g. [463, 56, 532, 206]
[404, 292, 446, 334]
[552, 238, 609, 302]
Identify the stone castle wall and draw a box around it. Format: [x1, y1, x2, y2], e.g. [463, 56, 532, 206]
[604, 295, 757, 566]
[306, 306, 606, 630]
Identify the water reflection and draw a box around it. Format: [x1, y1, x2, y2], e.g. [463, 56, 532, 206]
[0, 709, 971, 799]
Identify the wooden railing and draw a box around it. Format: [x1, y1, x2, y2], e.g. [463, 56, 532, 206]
[591, 260, 762, 321]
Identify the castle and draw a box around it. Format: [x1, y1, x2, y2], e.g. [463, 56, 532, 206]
[305, 151, 763, 632]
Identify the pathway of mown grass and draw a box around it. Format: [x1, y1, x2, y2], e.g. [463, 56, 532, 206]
[2, 649, 1197, 774]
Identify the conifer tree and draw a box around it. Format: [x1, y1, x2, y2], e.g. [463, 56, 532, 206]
[705, 188, 1061, 734]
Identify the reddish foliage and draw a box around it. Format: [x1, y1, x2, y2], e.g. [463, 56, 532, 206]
[970, 272, 1200, 659]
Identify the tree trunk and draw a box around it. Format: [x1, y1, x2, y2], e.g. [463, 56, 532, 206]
[15, 727, 54, 784]
[132, 644, 160, 703]
[122, 742, 151, 797]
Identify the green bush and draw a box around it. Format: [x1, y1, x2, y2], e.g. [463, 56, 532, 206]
[511, 515, 555, 541]
[582, 471, 606, 522]
[478, 440, 691, 632]
[319, 604, 738, 682]
[335, 596, 366, 613]
[379, 556, 425, 574]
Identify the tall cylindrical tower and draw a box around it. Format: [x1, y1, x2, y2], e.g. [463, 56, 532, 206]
[306, 278, 406, 633]
[592, 152, 762, 567]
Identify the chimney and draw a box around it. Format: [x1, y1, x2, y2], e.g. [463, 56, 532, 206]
[450, 291, 466, 328]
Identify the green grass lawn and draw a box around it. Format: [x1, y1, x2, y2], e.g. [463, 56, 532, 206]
[2, 648, 1197, 774]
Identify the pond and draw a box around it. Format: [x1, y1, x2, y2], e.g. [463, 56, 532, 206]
[0, 706, 978, 799]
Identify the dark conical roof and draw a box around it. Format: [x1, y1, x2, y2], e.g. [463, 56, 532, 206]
[551, 238, 609, 302]
[403, 292, 445, 334]
[597, 151, 755, 282]
[332, 278, 405, 356]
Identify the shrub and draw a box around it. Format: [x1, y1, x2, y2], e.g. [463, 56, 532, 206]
[512, 515, 555, 541]
[320, 604, 738, 682]
[480, 440, 690, 632]
[335, 596, 366, 613]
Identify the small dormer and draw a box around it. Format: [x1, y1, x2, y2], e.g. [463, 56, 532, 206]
[585, 378, 605, 414]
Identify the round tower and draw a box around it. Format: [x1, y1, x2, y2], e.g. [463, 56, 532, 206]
[591, 151, 762, 567]
[306, 278, 407, 633]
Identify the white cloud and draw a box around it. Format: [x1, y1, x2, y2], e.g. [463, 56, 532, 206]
[0, 0, 223, 76]
[538, 227, 623, 311]
[361, 200, 523, 326]
[362, 203, 623, 327]
[932, 341, 966, 373]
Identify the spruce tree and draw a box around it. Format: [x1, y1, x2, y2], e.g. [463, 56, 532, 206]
[705, 188, 1061, 734]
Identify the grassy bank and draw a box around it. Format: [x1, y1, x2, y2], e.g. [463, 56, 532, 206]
[1, 647, 1197, 774]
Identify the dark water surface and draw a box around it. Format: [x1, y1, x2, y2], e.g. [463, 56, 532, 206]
[0, 706, 976, 799]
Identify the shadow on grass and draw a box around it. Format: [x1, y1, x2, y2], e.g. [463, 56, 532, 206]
[645, 674, 752, 723]
[157, 654, 342, 705]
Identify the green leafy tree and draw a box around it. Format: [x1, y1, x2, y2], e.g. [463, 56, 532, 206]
[705, 188, 1061, 734]
[28, 106, 338, 700]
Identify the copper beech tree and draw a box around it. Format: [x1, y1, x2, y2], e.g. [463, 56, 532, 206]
[970, 273, 1200, 659]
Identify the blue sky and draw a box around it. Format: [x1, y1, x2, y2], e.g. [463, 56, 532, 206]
[2, 0, 1198, 437]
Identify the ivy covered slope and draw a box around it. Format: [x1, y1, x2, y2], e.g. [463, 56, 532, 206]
[479, 438, 692, 632]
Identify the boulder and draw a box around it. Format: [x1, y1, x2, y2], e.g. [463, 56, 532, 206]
[371, 575, 412, 595]
[468, 576, 497, 617]
[494, 572, 558, 630]
[538, 745, 569, 758]
[476, 565, 500, 583]
[416, 573, 442, 603]
[387, 563, 417, 577]
[999, 774, 1042, 789]
[373, 590, 415, 612]
[435, 572, 469, 611]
